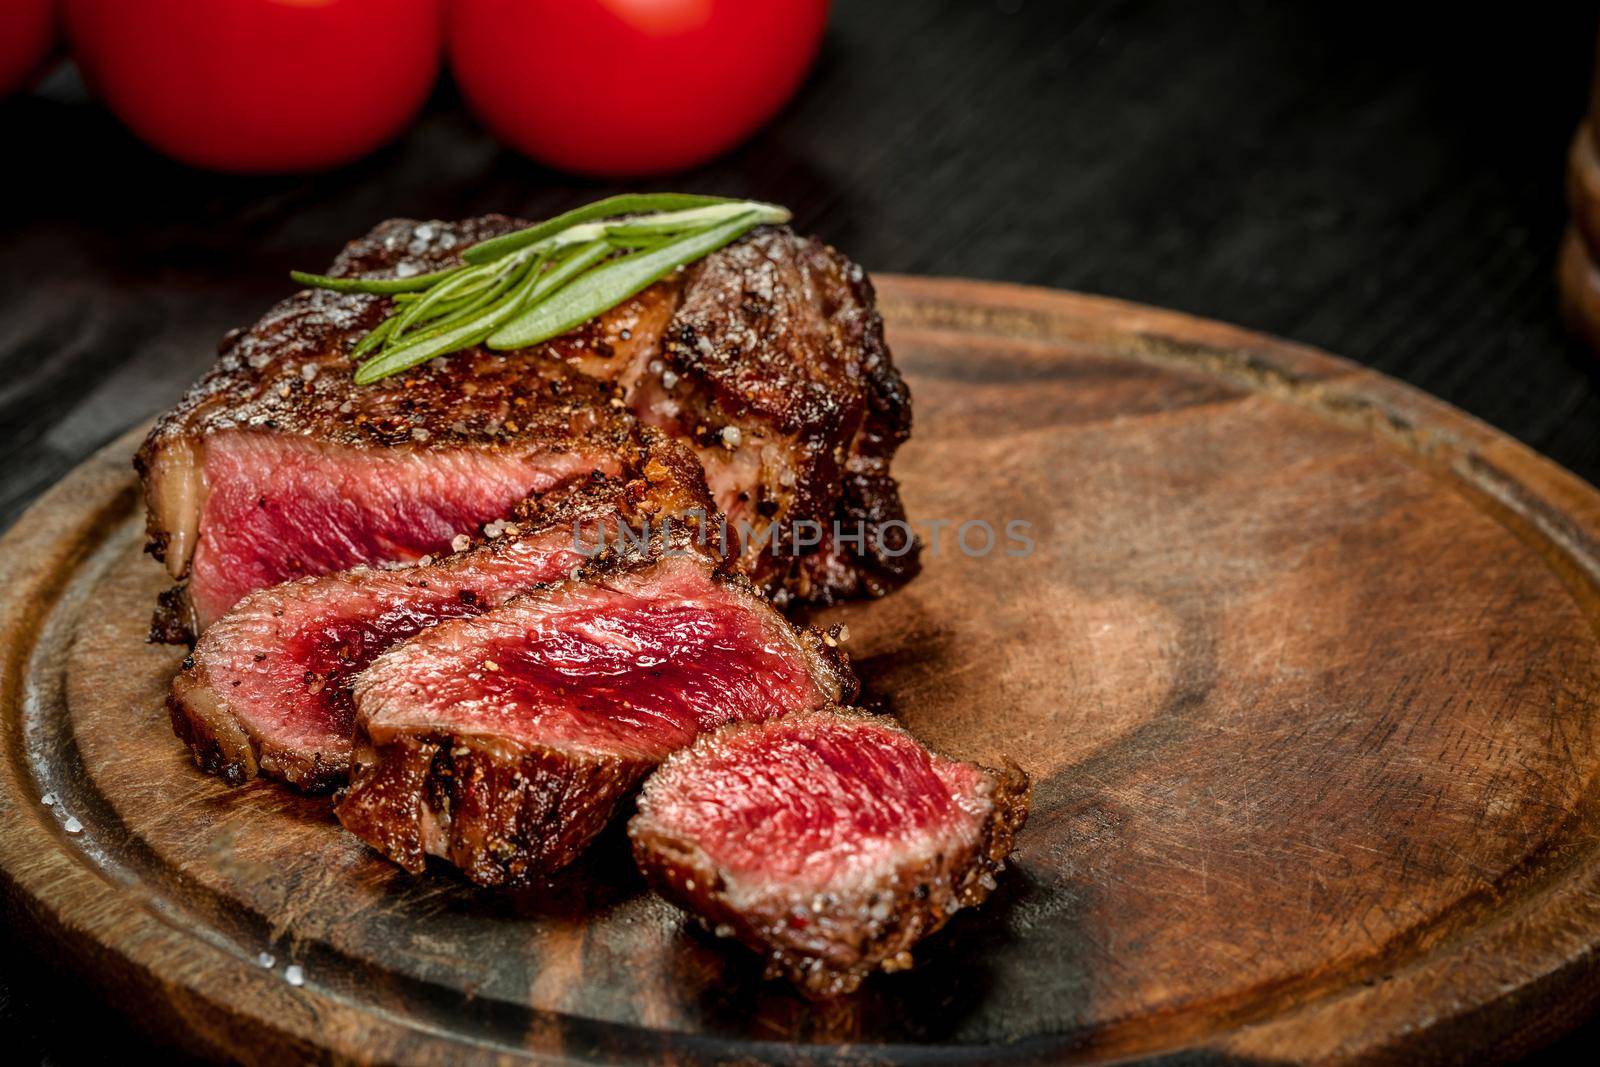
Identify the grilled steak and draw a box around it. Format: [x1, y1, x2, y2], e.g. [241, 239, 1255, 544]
[167, 430, 713, 793]
[336, 550, 855, 886]
[629, 708, 1029, 997]
[138, 215, 916, 635]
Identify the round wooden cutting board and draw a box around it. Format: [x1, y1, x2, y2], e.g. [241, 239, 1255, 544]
[5, 277, 1600, 1065]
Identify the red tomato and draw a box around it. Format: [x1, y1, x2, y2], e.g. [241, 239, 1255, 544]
[63, 0, 444, 173]
[0, 0, 57, 98]
[449, 0, 829, 176]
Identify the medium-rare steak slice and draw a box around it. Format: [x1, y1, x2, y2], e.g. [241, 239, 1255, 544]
[140, 212, 917, 635]
[168, 430, 713, 792]
[629, 708, 1030, 997]
[336, 552, 855, 886]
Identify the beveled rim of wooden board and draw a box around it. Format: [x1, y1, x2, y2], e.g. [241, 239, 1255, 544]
[4, 275, 1600, 1065]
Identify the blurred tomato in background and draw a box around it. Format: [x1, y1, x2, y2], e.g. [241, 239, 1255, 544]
[450, 0, 830, 176]
[0, 0, 56, 98]
[63, 0, 444, 173]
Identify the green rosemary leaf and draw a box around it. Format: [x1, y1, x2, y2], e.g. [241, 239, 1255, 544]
[289, 267, 454, 294]
[348, 316, 395, 362]
[389, 258, 514, 340]
[393, 254, 541, 343]
[460, 193, 735, 265]
[352, 243, 613, 383]
[380, 259, 542, 356]
[353, 315, 505, 384]
[603, 201, 788, 241]
[506, 240, 612, 316]
[603, 232, 674, 251]
[363, 259, 541, 363]
[488, 211, 763, 350]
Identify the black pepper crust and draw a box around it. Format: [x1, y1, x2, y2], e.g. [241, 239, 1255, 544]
[628, 709, 1030, 999]
[138, 215, 638, 461]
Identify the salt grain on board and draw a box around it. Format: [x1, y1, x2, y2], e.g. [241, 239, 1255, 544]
[63, 815, 82, 834]
[257, 952, 275, 969]
[284, 965, 305, 987]
[40, 792, 56, 806]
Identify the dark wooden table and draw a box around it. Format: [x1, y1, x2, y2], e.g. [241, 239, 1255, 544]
[2, 1, 1596, 1061]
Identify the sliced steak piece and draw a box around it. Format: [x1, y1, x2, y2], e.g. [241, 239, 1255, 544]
[336, 552, 855, 886]
[140, 214, 917, 635]
[169, 430, 712, 793]
[629, 708, 1030, 998]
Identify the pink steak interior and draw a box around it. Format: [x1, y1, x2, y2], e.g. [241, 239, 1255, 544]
[205, 533, 591, 765]
[363, 558, 831, 763]
[651, 713, 985, 890]
[188, 432, 605, 626]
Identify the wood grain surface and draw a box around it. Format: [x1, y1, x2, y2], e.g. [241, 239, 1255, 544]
[5, 277, 1600, 1064]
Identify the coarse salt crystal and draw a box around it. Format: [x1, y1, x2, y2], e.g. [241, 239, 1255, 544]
[394, 262, 419, 278]
[451, 534, 471, 553]
[257, 952, 275, 969]
[63, 815, 83, 834]
[284, 965, 305, 987]
[720, 426, 742, 449]
[300, 364, 318, 381]
[661, 369, 679, 390]
[40, 792, 56, 806]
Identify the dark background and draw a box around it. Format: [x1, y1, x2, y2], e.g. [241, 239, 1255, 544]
[2, 0, 1597, 1061]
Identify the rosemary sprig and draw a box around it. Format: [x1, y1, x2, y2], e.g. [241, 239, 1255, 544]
[290, 194, 790, 384]
[488, 212, 765, 349]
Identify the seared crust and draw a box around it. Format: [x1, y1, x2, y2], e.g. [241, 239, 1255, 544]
[663, 230, 920, 602]
[337, 550, 856, 886]
[629, 709, 1030, 998]
[335, 734, 652, 884]
[167, 665, 256, 787]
